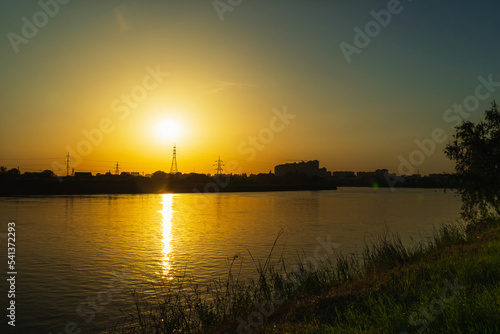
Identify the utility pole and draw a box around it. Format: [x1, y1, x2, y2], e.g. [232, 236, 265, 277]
[170, 144, 178, 174]
[66, 152, 70, 177]
[214, 156, 224, 175]
[115, 162, 120, 175]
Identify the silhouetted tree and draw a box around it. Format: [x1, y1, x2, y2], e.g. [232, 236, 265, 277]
[40, 170, 56, 178]
[445, 101, 500, 221]
[0, 166, 6, 174]
[7, 168, 20, 177]
[152, 171, 168, 179]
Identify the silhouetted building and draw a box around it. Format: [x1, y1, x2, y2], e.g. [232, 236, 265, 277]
[356, 171, 373, 178]
[404, 174, 422, 181]
[275, 160, 331, 178]
[375, 169, 389, 177]
[319, 167, 331, 178]
[357, 169, 389, 180]
[74, 172, 92, 179]
[332, 171, 356, 178]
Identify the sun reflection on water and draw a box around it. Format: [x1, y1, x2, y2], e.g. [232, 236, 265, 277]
[160, 194, 174, 278]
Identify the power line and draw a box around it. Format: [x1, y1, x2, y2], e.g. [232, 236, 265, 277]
[170, 145, 178, 174]
[66, 152, 70, 177]
[214, 156, 224, 175]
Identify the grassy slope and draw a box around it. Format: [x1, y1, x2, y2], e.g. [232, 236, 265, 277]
[257, 227, 500, 333]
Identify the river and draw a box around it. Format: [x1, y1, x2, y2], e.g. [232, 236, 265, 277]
[0, 187, 461, 333]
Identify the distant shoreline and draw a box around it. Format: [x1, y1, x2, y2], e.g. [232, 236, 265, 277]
[0, 182, 456, 197]
[0, 178, 338, 196]
[0, 170, 455, 196]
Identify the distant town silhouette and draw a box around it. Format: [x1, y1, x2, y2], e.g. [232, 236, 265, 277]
[0, 160, 452, 195]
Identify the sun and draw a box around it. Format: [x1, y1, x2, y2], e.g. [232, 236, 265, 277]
[155, 119, 183, 141]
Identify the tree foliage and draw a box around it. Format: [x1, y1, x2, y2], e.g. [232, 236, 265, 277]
[445, 101, 500, 221]
[7, 168, 20, 176]
[40, 170, 56, 178]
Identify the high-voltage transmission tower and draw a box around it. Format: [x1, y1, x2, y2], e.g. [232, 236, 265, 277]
[115, 162, 120, 175]
[170, 145, 178, 174]
[214, 156, 224, 175]
[66, 152, 70, 176]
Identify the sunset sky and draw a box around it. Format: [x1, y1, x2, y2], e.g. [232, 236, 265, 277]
[1, 0, 499, 175]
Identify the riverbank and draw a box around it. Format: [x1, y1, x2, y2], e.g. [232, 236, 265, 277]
[114, 218, 500, 333]
[252, 222, 500, 333]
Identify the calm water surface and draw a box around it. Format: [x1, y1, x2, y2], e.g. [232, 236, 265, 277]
[0, 188, 461, 332]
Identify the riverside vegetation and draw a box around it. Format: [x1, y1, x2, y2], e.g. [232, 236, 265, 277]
[110, 102, 500, 333]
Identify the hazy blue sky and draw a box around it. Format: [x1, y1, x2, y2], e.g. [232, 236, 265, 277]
[1, 0, 499, 175]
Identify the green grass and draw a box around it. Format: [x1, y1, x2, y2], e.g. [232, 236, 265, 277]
[110, 218, 500, 333]
[259, 222, 500, 333]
